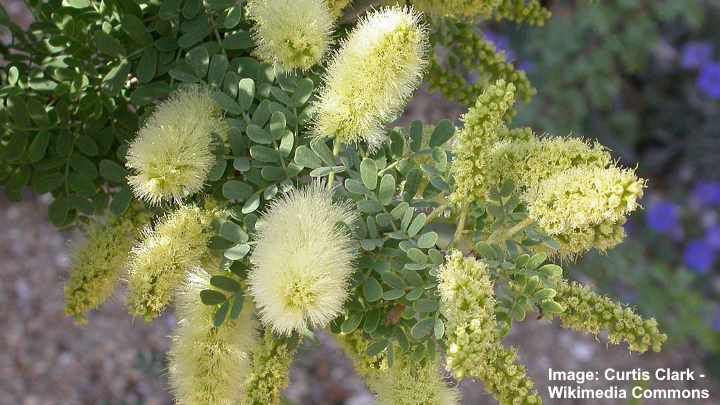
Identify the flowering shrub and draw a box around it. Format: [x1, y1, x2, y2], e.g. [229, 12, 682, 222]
[1, 1, 668, 404]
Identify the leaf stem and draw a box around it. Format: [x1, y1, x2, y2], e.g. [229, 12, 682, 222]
[486, 217, 535, 245]
[327, 140, 341, 190]
[450, 204, 468, 248]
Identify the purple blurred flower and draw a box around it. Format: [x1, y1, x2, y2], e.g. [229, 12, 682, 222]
[484, 31, 516, 62]
[683, 239, 716, 274]
[680, 42, 714, 69]
[646, 201, 680, 233]
[713, 307, 720, 332]
[706, 225, 720, 249]
[697, 62, 720, 100]
[691, 182, 720, 208]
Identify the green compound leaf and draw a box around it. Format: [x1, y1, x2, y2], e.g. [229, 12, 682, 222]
[377, 174, 396, 205]
[294, 145, 323, 169]
[366, 339, 389, 357]
[213, 91, 244, 115]
[429, 119, 455, 147]
[434, 319, 445, 339]
[538, 264, 563, 279]
[246, 123, 272, 144]
[383, 289, 405, 300]
[417, 232, 438, 249]
[238, 78, 255, 111]
[219, 220, 249, 242]
[381, 272, 406, 289]
[250, 145, 280, 162]
[223, 30, 254, 50]
[407, 212, 426, 237]
[410, 318, 434, 339]
[210, 275, 241, 292]
[363, 277, 382, 302]
[341, 313, 362, 334]
[201, 289, 227, 305]
[222, 180, 254, 201]
[345, 178, 366, 195]
[99, 160, 127, 183]
[360, 158, 378, 190]
[229, 293, 245, 320]
[213, 300, 230, 327]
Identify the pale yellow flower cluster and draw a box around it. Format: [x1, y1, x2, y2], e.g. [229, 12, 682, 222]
[169, 270, 258, 405]
[439, 251, 540, 405]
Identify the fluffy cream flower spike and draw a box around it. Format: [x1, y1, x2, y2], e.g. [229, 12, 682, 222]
[248, 182, 357, 335]
[64, 206, 149, 324]
[247, 0, 334, 71]
[169, 270, 258, 405]
[127, 205, 216, 321]
[314, 6, 429, 149]
[126, 87, 225, 205]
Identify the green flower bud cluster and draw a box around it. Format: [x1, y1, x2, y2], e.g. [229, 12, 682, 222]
[485, 136, 612, 197]
[127, 205, 217, 321]
[528, 166, 645, 256]
[428, 21, 534, 106]
[450, 79, 516, 205]
[439, 250, 540, 405]
[372, 355, 460, 405]
[64, 207, 149, 324]
[169, 270, 258, 405]
[247, 0, 334, 71]
[412, 0, 501, 18]
[456, 121, 643, 255]
[555, 280, 667, 353]
[335, 331, 388, 378]
[494, 0, 551, 26]
[336, 333, 459, 405]
[242, 333, 294, 405]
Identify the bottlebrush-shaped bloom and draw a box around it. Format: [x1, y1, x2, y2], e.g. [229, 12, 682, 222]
[248, 183, 357, 335]
[528, 166, 645, 256]
[247, 0, 334, 71]
[439, 251, 540, 404]
[555, 280, 666, 353]
[127, 205, 215, 321]
[126, 87, 225, 206]
[169, 270, 257, 405]
[64, 207, 149, 324]
[486, 136, 612, 196]
[314, 6, 428, 149]
[450, 79, 516, 205]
